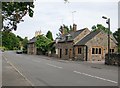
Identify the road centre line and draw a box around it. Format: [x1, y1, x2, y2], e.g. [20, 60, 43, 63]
[73, 71, 118, 84]
[32, 60, 41, 63]
[46, 63, 63, 69]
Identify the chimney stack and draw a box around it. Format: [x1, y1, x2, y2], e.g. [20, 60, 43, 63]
[73, 24, 77, 31]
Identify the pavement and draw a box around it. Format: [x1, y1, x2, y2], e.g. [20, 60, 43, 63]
[2, 56, 32, 86]
[2, 51, 119, 87]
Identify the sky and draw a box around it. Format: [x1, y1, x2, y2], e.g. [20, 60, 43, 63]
[13, 0, 119, 40]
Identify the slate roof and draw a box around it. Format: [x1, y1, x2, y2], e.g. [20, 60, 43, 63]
[75, 30, 101, 45]
[28, 37, 36, 44]
[58, 28, 86, 43]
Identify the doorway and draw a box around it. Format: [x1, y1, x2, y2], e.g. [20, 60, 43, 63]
[69, 49, 72, 58]
[60, 49, 62, 58]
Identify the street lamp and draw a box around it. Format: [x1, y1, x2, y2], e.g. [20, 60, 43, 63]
[102, 16, 110, 64]
[72, 11, 76, 24]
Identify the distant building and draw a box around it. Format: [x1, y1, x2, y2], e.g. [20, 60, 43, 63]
[55, 24, 118, 61]
[27, 30, 42, 55]
[35, 30, 41, 37]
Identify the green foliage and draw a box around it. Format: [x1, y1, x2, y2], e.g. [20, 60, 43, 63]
[48, 41, 55, 53]
[17, 35, 23, 41]
[22, 37, 28, 53]
[113, 28, 120, 53]
[91, 24, 112, 34]
[35, 35, 52, 54]
[46, 31, 54, 41]
[2, 2, 34, 31]
[2, 31, 28, 51]
[56, 24, 73, 37]
[2, 31, 19, 50]
[16, 35, 28, 52]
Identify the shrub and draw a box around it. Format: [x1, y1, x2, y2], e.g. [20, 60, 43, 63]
[105, 53, 120, 66]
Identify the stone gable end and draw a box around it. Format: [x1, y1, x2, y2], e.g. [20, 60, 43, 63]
[86, 31, 118, 61]
[74, 28, 90, 44]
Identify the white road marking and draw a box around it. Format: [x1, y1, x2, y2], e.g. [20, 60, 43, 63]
[46, 63, 63, 69]
[32, 60, 41, 63]
[73, 71, 118, 84]
[3, 56, 34, 86]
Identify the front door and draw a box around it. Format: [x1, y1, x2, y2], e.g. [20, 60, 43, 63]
[69, 49, 72, 58]
[85, 46, 88, 61]
[60, 49, 62, 58]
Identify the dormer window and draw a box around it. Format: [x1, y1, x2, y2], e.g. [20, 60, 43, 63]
[65, 34, 72, 41]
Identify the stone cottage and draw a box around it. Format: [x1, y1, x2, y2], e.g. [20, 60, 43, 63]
[27, 31, 41, 55]
[55, 25, 118, 61]
[74, 30, 118, 61]
[27, 37, 37, 55]
[55, 24, 90, 60]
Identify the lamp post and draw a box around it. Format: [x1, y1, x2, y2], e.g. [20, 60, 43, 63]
[102, 16, 110, 64]
[72, 11, 76, 24]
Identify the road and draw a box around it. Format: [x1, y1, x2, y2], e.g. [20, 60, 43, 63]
[0, 51, 2, 87]
[2, 51, 118, 86]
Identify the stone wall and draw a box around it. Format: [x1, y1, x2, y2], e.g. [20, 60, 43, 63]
[56, 42, 74, 60]
[74, 46, 85, 61]
[27, 43, 37, 55]
[55, 30, 117, 61]
[86, 31, 118, 61]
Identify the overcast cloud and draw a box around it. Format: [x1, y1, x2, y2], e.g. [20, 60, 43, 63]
[13, 0, 119, 40]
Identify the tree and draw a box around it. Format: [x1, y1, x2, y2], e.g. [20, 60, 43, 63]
[113, 28, 120, 53]
[56, 24, 73, 37]
[2, 31, 19, 50]
[91, 24, 112, 34]
[2, 0, 67, 31]
[22, 37, 28, 53]
[1, 0, 69, 31]
[46, 30, 54, 41]
[35, 35, 52, 54]
[17, 35, 23, 41]
[2, 2, 34, 31]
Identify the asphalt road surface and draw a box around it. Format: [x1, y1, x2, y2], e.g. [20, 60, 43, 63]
[0, 51, 2, 87]
[2, 51, 118, 86]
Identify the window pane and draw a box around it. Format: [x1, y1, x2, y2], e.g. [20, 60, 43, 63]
[80, 48, 81, 54]
[96, 48, 98, 54]
[92, 48, 95, 54]
[99, 48, 101, 54]
[78, 48, 81, 54]
[112, 49, 114, 53]
[78, 48, 79, 54]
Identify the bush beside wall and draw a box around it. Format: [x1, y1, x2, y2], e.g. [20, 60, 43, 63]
[105, 53, 120, 66]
